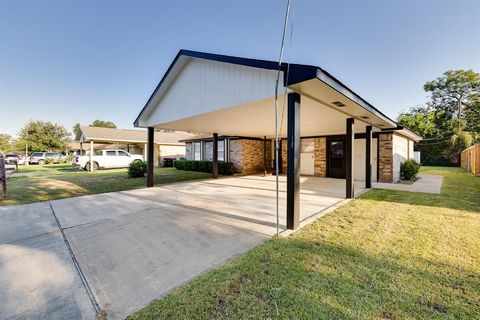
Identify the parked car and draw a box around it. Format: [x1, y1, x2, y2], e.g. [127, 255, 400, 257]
[4, 154, 27, 165]
[74, 149, 144, 171]
[29, 152, 65, 164]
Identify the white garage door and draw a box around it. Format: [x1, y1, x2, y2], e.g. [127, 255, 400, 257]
[354, 138, 377, 181]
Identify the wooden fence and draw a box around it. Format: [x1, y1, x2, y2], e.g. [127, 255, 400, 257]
[461, 144, 480, 176]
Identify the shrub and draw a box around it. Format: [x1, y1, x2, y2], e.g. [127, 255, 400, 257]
[45, 157, 54, 164]
[401, 159, 420, 181]
[174, 160, 234, 175]
[128, 160, 147, 178]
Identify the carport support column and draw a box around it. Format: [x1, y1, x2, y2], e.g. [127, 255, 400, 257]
[346, 118, 355, 198]
[213, 133, 218, 179]
[90, 141, 93, 172]
[147, 127, 154, 187]
[365, 125, 372, 188]
[287, 92, 301, 230]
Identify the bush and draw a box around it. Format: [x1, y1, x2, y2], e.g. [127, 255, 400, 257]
[45, 157, 54, 164]
[128, 160, 147, 178]
[401, 159, 420, 181]
[173, 160, 234, 175]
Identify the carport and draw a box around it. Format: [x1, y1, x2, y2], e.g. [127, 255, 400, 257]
[134, 50, 399, 230]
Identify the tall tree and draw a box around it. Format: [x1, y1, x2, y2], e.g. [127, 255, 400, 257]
[0, 134, 12, 153]
[90, 120, 117, 129]
[15, 121, 71, 153]
[398, 69, 479, 165]
[72, 123, 81, 137]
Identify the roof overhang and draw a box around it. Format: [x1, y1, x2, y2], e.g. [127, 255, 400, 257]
[134, 50, 410, 138]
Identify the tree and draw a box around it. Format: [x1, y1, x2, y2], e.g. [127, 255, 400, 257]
[398, 69, 479, 165]
[90, 120, 117, 129]
[15, 120, 71, 153]
[424, 69, 480, 132]
[0, 134, 12, 153]
[72, 123, 81, 137]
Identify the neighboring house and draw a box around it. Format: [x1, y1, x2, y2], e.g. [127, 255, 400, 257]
[74, 126, 195, 166]
[182, 128, 420, 182]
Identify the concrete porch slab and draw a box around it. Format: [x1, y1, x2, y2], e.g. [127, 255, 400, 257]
[48, 175, 364, 319]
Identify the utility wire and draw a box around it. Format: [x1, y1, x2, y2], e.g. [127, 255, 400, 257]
[274, 0, 291, 236]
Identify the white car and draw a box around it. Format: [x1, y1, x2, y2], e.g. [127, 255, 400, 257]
[74, 149, 144, 171]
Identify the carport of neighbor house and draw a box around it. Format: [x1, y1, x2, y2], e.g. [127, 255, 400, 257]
[134, 50, 402, 230]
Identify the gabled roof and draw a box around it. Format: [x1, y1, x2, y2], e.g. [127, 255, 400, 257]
[76, 126, 195, 144]
[134, 49, 398, 129]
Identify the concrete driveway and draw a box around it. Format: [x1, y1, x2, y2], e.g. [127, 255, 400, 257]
[0, 175, 364, 319]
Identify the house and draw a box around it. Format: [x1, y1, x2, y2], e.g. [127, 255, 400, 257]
[134, 49, 422, 229]
[181, 127, 420, 182]
[74, 126, 195, 166]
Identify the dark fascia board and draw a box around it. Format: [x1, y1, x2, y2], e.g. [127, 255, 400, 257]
[134, 49, 399, 130]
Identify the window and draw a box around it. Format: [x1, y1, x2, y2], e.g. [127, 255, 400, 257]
[31, 152, 43, 157]
[94, 150, 103, 156]
[106, 151, 116, 156]
[194, 142, 201, 160]
[218, 140, 225, 161]
[118, 151, 129, 157]
[45, 152, 58, 158]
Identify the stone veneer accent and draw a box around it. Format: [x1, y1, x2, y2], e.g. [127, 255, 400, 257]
[314, 137, 327, 177]
[378, 133, 393, 182]
[185, 142, 193, 160]
[230, 139, 271, 174]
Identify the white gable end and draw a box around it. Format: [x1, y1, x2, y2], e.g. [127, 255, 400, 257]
[140, 58, 281, 127]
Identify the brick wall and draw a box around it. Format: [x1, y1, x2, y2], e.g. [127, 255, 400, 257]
[314, 137, 327, 177]
[378, 133, 393, 182]
[229, 139, 271, 175]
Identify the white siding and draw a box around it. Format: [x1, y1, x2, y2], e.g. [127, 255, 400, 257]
[392, 134, 409, 182]
[354, 138, 378, 181]
[142, 58, 281, 127]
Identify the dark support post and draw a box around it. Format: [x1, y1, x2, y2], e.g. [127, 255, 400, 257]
[263, 136, 267, 176]
[213, 133, 218, 179]
[365, 125, 372, 188]
[345, 118, 355, 198]
[287, 92, 301, 230]
[147, 127, 154, 187]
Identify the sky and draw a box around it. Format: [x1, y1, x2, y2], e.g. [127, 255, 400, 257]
[1, 0, 479, 138]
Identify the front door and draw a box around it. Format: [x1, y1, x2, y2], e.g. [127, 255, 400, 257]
[328, 140, 345, 178]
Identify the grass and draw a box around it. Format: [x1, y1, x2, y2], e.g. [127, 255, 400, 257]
[0, 167, 211, 206]
[13, 163, 75, 173]
[128, 167, 480, 320]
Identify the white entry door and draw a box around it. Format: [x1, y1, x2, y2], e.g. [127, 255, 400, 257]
[300, 138, 315, 176]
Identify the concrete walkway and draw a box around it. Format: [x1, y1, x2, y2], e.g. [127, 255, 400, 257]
[372, 174, 444, 194]
[0, 175, 365, 319]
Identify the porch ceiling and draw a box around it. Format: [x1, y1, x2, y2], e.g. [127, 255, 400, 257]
[152, 94, 382, 138]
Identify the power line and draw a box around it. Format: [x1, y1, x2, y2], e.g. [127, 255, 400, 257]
[274, 0, 292, 236]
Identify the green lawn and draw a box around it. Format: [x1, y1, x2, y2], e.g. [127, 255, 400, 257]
[0, 167, 211, 206]
[13, 163, 75, 173]
[129, 167, 480, 320]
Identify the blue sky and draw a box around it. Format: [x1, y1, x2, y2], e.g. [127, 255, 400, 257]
[1, 0, 479, 137]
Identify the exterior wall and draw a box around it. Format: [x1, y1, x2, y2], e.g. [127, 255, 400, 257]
[159, 144, 186, 160]
[461, 144, 480, 176]
[229, 139, 271, 175]
[314, 138, 327, 177]
[354, 138, 378, 181]
[392, 134, 409, 182]
[185, 142, 193, 160]
[378, 133, 393, 182]
[408, 139, 414, 160]
[142, 58, 281, 127]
